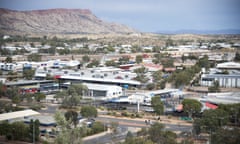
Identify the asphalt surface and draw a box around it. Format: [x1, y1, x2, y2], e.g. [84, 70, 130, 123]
[83, 116, 192, 144]
[39, 103, 192, 144]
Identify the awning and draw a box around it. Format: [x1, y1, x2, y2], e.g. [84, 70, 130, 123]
[175, 104, 183, 112]
[205, 102, 218, 109]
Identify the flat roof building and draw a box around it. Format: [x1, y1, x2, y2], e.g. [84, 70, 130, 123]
[82, 83, 123, 101]
[0, 109, 40, 122]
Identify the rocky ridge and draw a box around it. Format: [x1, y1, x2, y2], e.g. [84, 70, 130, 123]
[0, 8, 137, 35]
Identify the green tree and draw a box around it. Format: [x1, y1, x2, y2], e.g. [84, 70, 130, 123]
[91, 121, 104, 134]
[156, 80, 166, 89]
[5, 56, 12, 63]
[151, 96, 164, 115]
[0, 82, 5, 98]
[65, 110, 79, 127]
[133, 67, 149, 83]
[152, 70, 162, 82]
[11, 121, 29, 141]
[125, 131, 134, 142]
[55, 90, 68, 100]
[148, 122, 177, 144]
[135, 55, 143, 64]
[105, 60, 118, 67]
[211, 127, 240, 144]
[81, 106, 98, 118]
[182, 99, 202, 118]
[34, 92, 46, 102]
[54, 112, 83, 144]
[118, 56, 130, 65]
[234, 52, 240, 62]
[23, 69, 35, 80]
[62, 93, 81, 108]
[165, 38, 174, 47]
[82, 55, 90, 63]
[146, 83, 155, 90]
[208, 80, 220, 92]
[27, 54, 41, 62]
[12, 95, 21, 104]
[106, 46, 115, 52]
[87, 59, 100, 68]
[0, 121, 11, 136]
[29, 119, 40, 142]
[161, 58, 174, 68]
[5, 86, 19, 99]
[123, 137, 154, 144]
[152, 53, 162, 64]
[61, 84, 87, 108]
[200, 109, 229, 132]
[30, 42, 35, 48]
[197, 55, 210, 70]
[69, 84, 88, 96]
[134, 75, 149, 83]
[134, 67, 148, 74]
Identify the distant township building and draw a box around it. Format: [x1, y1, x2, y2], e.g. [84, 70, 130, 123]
[200, 62, 240, 88]
[35, 66, 140, 87]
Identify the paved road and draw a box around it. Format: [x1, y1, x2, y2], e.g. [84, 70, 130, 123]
[83, 116, 192, 144]
[39, 104, 59, 114]
[38, 104, 192, 144]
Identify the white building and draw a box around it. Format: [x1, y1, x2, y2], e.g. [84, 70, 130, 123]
[216, 62, 240, 70]
[200, 62, 240, 88]
[35, 66, 140, 86]
[82, 83, 123, 101]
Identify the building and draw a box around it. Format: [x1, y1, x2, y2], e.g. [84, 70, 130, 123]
[200, 92, 240, 104]
[35, 67, 140, 87]
[200, 74, 240, 88]
[0, 109, 40, 122]
[82, 83, 123, 101]
[216, 62, 240, 70]
[4, 80, 56, 94]
[200, 62, 240, 88]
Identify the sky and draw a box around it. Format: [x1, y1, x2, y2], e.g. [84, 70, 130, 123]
[0, 0, 240, 32]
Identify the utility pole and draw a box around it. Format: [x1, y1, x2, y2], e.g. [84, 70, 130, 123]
[33, 120, 35, 144]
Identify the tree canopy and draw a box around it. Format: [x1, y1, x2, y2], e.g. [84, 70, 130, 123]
[82, 55, 90, 63]
[208, 80, 220, 92]
[133, 122, 177, 144]
[135, 55, 143, 64]
[64, 110, 79, 127]
[151, 96, 164, 115]
[81, 105, 98, 118]
[23, 69, 35, 80]
[182, 99, 202, 118]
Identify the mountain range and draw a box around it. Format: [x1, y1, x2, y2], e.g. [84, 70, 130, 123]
[0, 8, 136, 35]
[157, 29, 240, 35]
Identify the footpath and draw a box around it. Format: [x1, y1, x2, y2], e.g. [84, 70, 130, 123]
[98, 114, 193, 126]
[82, 114, 193, 141]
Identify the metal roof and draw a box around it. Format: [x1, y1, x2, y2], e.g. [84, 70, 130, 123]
[5, 80, 54, 86]
[0, 109, 40, 121]
[83, 83, 122, 91]
[217, 62, 240, 69]
[24, 115, 56, 126]
[60, 75, 141, 85]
